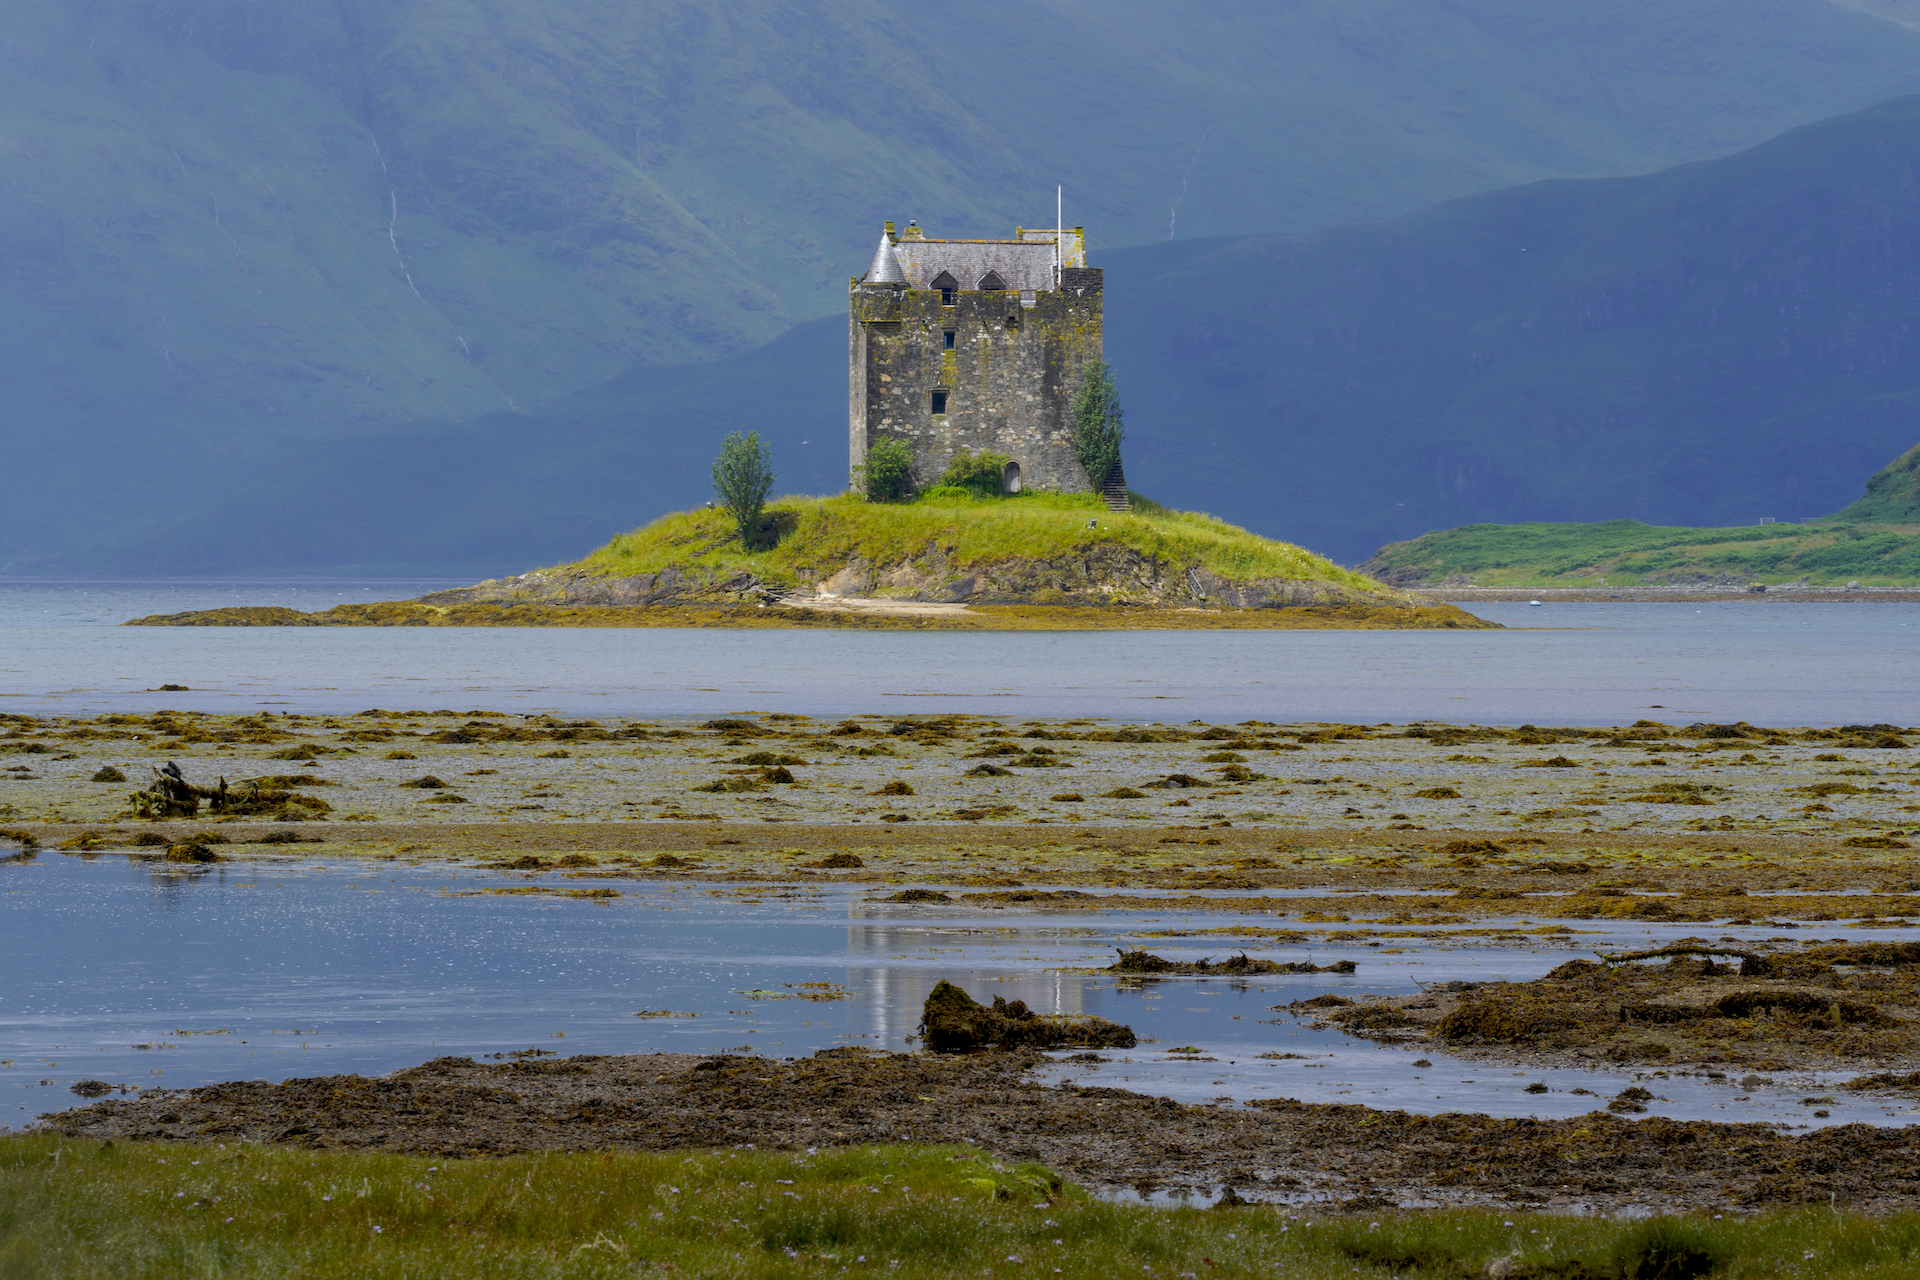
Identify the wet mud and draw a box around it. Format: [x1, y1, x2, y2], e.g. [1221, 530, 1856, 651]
[42, 1048, 1920, 1214]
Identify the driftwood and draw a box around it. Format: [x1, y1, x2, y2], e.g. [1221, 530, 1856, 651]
[129, 761, 227, 819]
[128, 761, 331, 822]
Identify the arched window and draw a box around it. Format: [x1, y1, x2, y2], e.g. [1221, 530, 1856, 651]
[977, 270, 1007, 291]
[1001, 460, 1022, 494]
[931, 271, 958, 305]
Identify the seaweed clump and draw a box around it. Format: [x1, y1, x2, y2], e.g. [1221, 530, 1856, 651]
[919, 980, 1135, 1052]
[1105, 949, 1354, 976]
[1379, 945, 1920, 1067]
[1435, 990, 1585, 1045]
[164, 842, 221, 863]
[887, 888, 952, 903]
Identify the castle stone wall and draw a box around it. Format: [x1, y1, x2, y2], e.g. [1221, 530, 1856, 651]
[848, 266, 1103, 493]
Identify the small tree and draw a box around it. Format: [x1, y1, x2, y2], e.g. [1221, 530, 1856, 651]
[854, 436, 915, 502]
[1070, 361, 1125, 490]
[934, 448, 1012, 499]
[712, 431, 775, 543]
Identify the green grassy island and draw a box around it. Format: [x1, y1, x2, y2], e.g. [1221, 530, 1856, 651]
[127, 490, 1493, 630]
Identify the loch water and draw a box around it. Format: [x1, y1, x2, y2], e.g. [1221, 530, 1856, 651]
[6, 851, 1917, 1134]
[1, 580, 1917, 726]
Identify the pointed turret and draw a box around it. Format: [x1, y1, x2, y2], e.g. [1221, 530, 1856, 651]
[864, 231, 905, 284]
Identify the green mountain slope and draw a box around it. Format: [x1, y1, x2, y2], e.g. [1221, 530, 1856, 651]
[1834, 443, 1920, 523]
[10, 0, 1920, 565]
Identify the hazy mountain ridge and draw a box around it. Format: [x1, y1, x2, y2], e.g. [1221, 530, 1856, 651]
[50, 94, 1920, 577]
[12, 0, 1920, 570]
[1109, 94, 1920, 561]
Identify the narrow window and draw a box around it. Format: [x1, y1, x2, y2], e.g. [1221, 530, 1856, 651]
[943, 330, 956, 350]
[930, 390, 949, 415]
[940, 286, 956, 305]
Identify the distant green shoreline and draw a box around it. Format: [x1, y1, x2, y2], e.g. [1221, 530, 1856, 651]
[1366, 440, 1920, 589]
[1363, 518, 1920, 589]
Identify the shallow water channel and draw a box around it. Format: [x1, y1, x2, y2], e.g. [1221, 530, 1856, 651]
[7, 852, 1918, 1136]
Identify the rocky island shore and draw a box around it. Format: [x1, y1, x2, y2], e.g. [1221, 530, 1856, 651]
[122, 494, 1495, 630]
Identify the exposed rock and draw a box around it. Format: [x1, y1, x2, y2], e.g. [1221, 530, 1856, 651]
[919, 979, 1135, 1052]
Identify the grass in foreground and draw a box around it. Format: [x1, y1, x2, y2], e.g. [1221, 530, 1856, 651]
[6, 1136, 1920, 1278]
[577, 492, 1377, 592]
[1363, 519, 1920, 587]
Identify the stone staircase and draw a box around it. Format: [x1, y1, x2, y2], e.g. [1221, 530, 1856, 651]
[1101, 461, 1131, 512]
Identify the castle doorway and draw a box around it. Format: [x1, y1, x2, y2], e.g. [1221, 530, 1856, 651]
[1002, 461, 1023, 493]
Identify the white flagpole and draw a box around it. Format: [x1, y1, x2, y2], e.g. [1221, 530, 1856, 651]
[1056, 185, 1063, 283]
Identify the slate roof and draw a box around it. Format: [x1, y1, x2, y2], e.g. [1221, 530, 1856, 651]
[860, 226, 1086, 291]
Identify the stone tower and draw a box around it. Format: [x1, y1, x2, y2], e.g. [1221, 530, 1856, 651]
[849, 221, 1104, 495]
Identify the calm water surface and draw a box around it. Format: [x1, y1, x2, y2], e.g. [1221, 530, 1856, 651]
[0, 581, 1916, 725]
[6, 853, 1914, 1133]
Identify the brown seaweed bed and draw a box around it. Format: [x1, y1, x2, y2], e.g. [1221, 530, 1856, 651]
[43, 1047, 1920, 1215]
[1310, 942, 1920, 1075]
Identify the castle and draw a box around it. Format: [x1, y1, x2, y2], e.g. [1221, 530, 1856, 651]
[848, 221, 1112, 499]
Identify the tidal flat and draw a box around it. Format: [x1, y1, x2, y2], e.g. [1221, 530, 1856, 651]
[6, 706, 1919, 837]
[15, 709, 1920, 1228]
